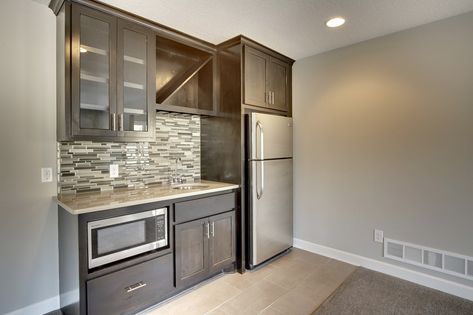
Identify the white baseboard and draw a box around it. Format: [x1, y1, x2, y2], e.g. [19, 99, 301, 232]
[293, 238, 473, 301]
[5, 295, 59, 315]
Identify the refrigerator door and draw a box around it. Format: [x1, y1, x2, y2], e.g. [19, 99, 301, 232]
[250, 158, 293, 266]
[250, 113, 293, 160]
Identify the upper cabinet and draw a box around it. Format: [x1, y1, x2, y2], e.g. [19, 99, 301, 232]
[243, 45, 291, 113]
[58, 3, 156, 141]
[155, 36, 216, 116]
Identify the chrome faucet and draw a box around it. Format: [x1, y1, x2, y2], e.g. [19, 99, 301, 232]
[170, 157, 184, 184]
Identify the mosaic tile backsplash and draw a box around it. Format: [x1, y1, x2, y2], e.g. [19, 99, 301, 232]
[58, 112, 200, 194]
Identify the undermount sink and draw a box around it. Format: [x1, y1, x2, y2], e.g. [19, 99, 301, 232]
[172, 183, 210, 190]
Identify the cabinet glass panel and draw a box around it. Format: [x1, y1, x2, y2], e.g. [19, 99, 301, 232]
[122, 29, 148, 132]
[79, 14, 110, 130]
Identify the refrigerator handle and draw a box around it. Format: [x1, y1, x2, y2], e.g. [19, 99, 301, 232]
[256, 121, 264, 160]
[256, 161, 264, 200]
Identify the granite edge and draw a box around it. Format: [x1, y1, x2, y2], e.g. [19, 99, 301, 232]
[54, 184, 240, 215]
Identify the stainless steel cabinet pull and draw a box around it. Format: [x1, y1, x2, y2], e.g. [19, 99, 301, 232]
[211, 222, 215, 237]
[111, 113, 117, 131]
[125, 281, 147, 293]
[118, 113, 124, 131]
[205, 222, 210, 239]
[271, 91, 275, 105]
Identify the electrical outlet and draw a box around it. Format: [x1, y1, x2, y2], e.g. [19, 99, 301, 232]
[374, 229, 384, 243]
[41, 168, 53, 183]
[109, 164, 119, 178]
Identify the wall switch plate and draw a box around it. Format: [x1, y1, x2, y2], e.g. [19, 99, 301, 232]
[41, 168, 53, 183]
[109, 164, 119, 178]
[374, 229, 384, 243]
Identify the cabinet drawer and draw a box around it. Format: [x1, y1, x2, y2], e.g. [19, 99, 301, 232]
[174, 192, 235, 224]
[87, 254, 174, 315]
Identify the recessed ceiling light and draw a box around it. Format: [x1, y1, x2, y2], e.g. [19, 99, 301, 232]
[80, 47, 87, 53]
[326, 17, 346, 28]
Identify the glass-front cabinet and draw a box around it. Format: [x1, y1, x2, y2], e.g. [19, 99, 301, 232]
[70, 4, 155, 141]
[117, 20, 155, 138]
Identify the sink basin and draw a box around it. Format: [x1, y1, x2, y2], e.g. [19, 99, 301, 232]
[172, 183, 210, 190]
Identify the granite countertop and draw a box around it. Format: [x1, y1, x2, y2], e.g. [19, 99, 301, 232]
[55, 180, 239, 215]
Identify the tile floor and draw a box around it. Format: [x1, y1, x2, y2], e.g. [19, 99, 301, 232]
[144, 248, 357, 315]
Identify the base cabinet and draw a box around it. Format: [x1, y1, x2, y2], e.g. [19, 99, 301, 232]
[87, 253, 174, 315]
[175, 211, 236, 288]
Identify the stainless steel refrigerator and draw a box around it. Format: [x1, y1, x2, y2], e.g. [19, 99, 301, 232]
[247, 112, 293, 268]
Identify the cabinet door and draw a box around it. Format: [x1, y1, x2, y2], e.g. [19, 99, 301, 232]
[175, 218, 209, 288]
[268, 57, 290, 112]
[117, 19, 156, 140]
[209, 211, 236, 273]
[244, 46, 269, 107]
[71, 4, 117, 137]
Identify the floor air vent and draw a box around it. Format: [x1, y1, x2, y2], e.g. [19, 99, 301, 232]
[384, 238, 473, 281]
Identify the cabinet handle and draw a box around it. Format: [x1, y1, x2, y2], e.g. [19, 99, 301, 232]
[271, 91, 274, 105]
[125, 281, 147, 293]
[111, 113, 117, 131]
[211, 222, 215, 237]
[205, 222, 210, 239]
[266, 91, 269, 104]
[118, 114, 124, 131]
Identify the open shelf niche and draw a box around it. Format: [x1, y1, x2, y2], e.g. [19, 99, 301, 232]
[155, 35, 215, 115]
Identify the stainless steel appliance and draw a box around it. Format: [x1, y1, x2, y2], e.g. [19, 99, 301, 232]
[248, 112, 293, 268]
[87, 208, 168, 268]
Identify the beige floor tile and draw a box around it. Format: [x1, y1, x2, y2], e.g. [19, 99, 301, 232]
[264, 289, 322, 315]
[295, 259, 356, 301]
[145, 305, 171, 315]
[205, 307, 229, 315]
[145, 250, 355, 315]
[264, 258, 316, 290]
[223, 264, 276, 290]
[258, 306, 286, 315]
[219, 279, 288, 315]
[160, 277, 241, 315]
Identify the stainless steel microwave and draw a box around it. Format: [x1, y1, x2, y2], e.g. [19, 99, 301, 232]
[87, 208, 168, 269]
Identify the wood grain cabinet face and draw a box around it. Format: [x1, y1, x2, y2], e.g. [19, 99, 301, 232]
[268, 57, 289, 112]
[243, 45, 291, 112]
[174, 211, 236, 289]
[174, 218, 209, 288]
[244, 46, 269, 108]
[209, 211, 236, 273]
[87, 254, 174, 315]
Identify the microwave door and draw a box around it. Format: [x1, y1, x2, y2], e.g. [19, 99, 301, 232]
[88, 209, 166, 269]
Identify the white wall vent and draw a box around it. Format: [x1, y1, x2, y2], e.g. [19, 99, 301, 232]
[384, 238, 473, 281]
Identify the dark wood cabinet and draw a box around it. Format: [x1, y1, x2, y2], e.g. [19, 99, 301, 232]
[174, 218, 209, 288]
[156, 36, 217, 116]
[243, 44, 291, 112]
[209, 211, 236, 272]
[268, 56, 290, 112]
[87, 254, 174, 315]
[58, 2, 156, 141]
[174, 211, 236, 289]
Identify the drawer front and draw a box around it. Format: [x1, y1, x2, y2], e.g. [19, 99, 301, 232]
[174, 192, 236, 224]
[87, 254, 174, 315]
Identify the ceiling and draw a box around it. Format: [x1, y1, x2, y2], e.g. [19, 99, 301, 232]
[98, 0, 473, 60]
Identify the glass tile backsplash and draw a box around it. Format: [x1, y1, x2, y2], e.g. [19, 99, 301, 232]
[58, 112, 200, 194]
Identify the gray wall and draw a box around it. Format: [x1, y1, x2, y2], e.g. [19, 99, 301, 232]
[293, 11, 473, 286]
[0, 0, 59, 313]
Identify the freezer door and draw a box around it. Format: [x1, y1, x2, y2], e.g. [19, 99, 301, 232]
[250, 113, 293, 160]
[250, 158, 293, 266]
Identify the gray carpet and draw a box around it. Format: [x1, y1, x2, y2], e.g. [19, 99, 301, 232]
[313, 268, 473, 315]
